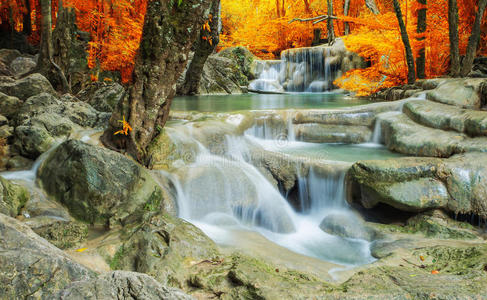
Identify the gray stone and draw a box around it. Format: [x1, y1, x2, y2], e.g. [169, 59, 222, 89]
[404, 100, 487, 137]
[379, 112, 486, 157]
[426, 78, 486, 109]
[0, 214, 93, 299]
[0, 177, 29, 217]
[319, 212, 378, 241]
[10, 56, 36, 77]
[86, 83, 125, 112]
[0, 92, 22, 118]
[56, 271, 193, 300]
[347, 153, 487, 217]
[38, 140, 175, 226]
[0, 49, 21, 64]
[0, 73, 56, 100]
[105, 213, 220, 288]
[295, 124, 372, 144]
[14, 125, 55, 159]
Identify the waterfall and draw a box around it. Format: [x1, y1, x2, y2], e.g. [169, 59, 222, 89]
[249, 46, 342, 93]
[293, 167, 348, 220]
[371, 118, 383, 144]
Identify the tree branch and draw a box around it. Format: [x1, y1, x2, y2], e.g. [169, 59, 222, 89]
[288, 14, 338, 24]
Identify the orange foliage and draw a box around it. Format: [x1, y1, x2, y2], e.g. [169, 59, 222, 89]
[63, 0, 147, 83]
[336, 0, 486, 95]
[2, 0, 486, 94]
[1, 0, 147, 83]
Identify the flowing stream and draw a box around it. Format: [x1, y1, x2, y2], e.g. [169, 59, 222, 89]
[1, 93, 405, 274]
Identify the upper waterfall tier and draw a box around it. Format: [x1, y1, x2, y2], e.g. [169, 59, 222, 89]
[249, 39, 366, 93]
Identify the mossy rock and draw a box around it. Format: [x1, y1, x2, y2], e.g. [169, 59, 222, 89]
[0, 177, 29, 217]
[38, 140, 176, 226]
[24, 216, 89, 249]
[104, 212, 220, 288]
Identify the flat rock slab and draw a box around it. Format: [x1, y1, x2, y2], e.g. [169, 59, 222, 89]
[379, 112, 487, 157]
[347, 152, 487, 217]
[404, 100, 487, 137]
[426, 78, 486, 109]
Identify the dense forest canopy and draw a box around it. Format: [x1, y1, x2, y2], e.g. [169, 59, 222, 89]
[1, 0, 486, 94]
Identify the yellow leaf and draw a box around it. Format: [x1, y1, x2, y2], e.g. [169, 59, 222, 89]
[75, 248, 88, 252]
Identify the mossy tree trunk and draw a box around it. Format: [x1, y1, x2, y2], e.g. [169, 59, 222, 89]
[327, 0, 335, 45]
[416, 0, 426, 79]
[102, 0, 211, 165]
[448, 0, 460, 77]
[344, 0, 350, 35]
[37, 0, 71, 93]
[393, 0, 416, 84]
[177, 0, 220, 96]
[460, 0, 487, 76]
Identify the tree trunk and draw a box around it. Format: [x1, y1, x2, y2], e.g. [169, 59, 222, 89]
[393, 0, 416, 84]
[177, 0, 220, 96]
[37, 0, 71, 93]
[344, 0, 350, 35]
[327, 0, 335, 45]
[23, 0, 32, 35]
[365, 0, 380, 14]
[416, 0, 426, 79]
[460, 0, 487, 77]
[448, 0, 460, 77]
[102, 0, 211, 165]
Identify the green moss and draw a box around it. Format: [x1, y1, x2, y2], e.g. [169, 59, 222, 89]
[109, 245, 126, 270]
[144, 188, 162, 212]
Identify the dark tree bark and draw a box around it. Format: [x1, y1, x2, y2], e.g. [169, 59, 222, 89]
[177, 0, 220, 96]
[22, 0, 32, 35]
[460, 0, 487, 77]
[37, 0, 70, 93]
[448, 0, 460, 77]
[393, 0, 416, 84]
[344, 0, 350, 35]
[416, 0, 426, 79]
[327, 0, 335, 45]
[102, 0, 212, 165]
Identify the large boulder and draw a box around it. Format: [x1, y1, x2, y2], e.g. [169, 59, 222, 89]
[56, 271, 193, 300]
[104, 213, 219, 288]
[0, 73, 56, 100]
[197, 55, 243, 94]
[347, 152, 487, 217]
[319, 212, 379, 241]
[0, 177, 29, 217]
[0, 49, 21, 65]
[38, 140, 176, 226]
[12, 92, 110, 159]
[78, 82, 125, 112]
[426, 78, 486, 109]
[379, 111, 487, 157]
[0, 214, 93, 298]
[404, 100, 487, 137]
[0, 92, 22, 118]
[14, 125, 55, 158]
[9, 56, 36, 77]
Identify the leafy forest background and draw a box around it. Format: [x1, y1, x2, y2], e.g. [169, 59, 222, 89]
[2, 0, 486, 96]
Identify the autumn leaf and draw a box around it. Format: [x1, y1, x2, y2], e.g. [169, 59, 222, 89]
[75, 248, 88, 252]
[431, 270, 439, 275]
[114, 116, 133, 136]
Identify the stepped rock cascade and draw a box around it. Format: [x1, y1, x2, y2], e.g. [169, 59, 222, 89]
[249, 39, 366, 93]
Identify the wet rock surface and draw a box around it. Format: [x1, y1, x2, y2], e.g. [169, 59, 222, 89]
[347, 152, 487, 217]
[38, 140, 175, 226]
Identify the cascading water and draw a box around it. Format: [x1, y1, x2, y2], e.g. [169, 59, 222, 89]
[161, 121, 375, 267]
[250, 47, 340, 93]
